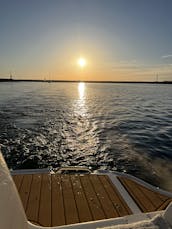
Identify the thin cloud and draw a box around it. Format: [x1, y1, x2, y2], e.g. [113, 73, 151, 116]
[161, 54, 172, 59]
[110, 61, 172, 81]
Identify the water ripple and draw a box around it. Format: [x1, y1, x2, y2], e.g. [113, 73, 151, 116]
[0, 82, 172, 191]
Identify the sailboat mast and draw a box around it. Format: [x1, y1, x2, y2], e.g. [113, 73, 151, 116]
[156, 74, 158, 82]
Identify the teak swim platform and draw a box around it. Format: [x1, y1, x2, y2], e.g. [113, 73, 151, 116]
[12, 171, 172, 227]
[0, 151, 172, 229]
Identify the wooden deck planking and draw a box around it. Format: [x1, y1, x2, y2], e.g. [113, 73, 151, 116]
[89, 175, 118, 219]
[118, 176, 155, 212]
[80, 175, 106, 220]
[26, 174, 42, 225]
[18, 174, 32, 210]
[138, 184, 172, 210]
[61, 175, 79, 225]
[137, 184, 168, 209]
[118, 176, 172, 212]
[12, 173, 172, 227]
[13, 174, 24, 190]
[38, 174, 52, 226]
[158, 199, 172, 210]
[71, 175, 93, 222]
[99, 175, 132, 216]
[51, 174, 65, 226]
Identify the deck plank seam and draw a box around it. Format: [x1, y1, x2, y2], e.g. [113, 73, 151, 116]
[55, 175, 66, 225]
[52, 174, 66, 226]
[79, 175, 94, 221]
[25, 174, 33, 212]
[70, 175, 80, 223]
[125, 177, 167, 211]
[61, 175, 67, 225]
[88, 175, 107, 219]
[98, 175, 119, 217]
[50, 174, 52, 226]
[156, 198, 172, 211]
[46, 174, 52, 226]
[18, 175, 24, 192]
[158, 193, 170, 202]
[158, 195, 169, 202]
[105, 175, 131, 216]
[102, 176, 121, 217]
[80, 175, 104, 221]
[119, 177, 145, 212]
[51, 174, 53, 226]
[118, 177, 166, 212]
[17, 174, 24, 192]
[61, 175, 66, 225]
[116, 176, 143, 213]
[124, 178, 154, 211]
[95, 175, 116, 218]
[106, 176, 131, 215]
[33, 174, 42, 226]
[37, 174, 43, 225]
[135, 181, 161, 209]
[85, 175, 106, 220]
[25, 174, 33, 213]
[72, 174, 93, 222]
[62, 174, 80, 224]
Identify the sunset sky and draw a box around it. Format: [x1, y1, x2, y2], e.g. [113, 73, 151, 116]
[0, 0, 172, 81]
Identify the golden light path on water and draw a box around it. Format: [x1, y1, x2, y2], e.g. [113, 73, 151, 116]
[68, 82, 99, 162]
[76, 82, 87, 117]
[78, 82, 85, 100]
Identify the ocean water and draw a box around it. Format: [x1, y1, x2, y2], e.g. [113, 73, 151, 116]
[0, 82, 172, 191]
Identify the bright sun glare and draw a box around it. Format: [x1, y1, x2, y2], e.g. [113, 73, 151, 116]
[77, 57, 86, 68]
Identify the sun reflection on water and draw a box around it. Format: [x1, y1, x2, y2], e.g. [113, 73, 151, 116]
[75, 82, 87, 117]
[78, 82, 85, 100]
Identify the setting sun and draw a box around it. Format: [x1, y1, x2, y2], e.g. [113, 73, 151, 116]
[77, 57, 87, 68]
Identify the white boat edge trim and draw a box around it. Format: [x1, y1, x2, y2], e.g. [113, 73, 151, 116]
[94, 170, 172, 198]
[27, 208, 172, 229]
[107, 173, 141, 214]
[11, 168, 172, 198]
[0, 152, 28, 229]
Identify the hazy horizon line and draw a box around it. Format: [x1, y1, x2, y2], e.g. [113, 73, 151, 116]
[0, 78, 172, 84]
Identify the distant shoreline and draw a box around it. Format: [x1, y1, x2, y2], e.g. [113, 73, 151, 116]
[0, 78, 172, 84]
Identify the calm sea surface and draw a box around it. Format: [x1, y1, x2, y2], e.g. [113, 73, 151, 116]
[0, 82, 172, 191]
